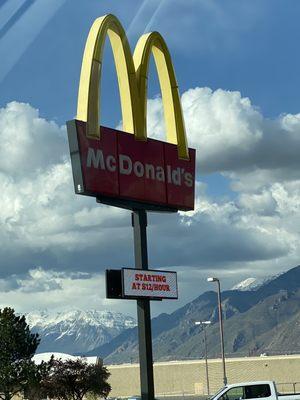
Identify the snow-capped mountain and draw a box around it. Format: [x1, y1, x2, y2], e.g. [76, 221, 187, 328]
[97, 265, 300, 363]
[231, 277, 261, 291]
[231, 273, 283, 291]
[25, 309, 136, 355]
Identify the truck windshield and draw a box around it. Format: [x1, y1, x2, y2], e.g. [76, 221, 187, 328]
[210, 387, 227, 400]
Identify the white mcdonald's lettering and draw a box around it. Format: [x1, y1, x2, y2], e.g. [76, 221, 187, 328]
[87, 148, 105, 169]
[119, 154, 132, 175]
[86, 148, 116, 172]
[106, 155, 116, 172]
[86, 148, 193, 187]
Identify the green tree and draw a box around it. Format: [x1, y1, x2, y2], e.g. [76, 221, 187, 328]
[23, 357, 54, 400]
[45, 358, 111, 400]
[0, 307, 40, 400]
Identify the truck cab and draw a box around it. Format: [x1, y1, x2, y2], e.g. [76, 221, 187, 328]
[211, 381, 300, 400]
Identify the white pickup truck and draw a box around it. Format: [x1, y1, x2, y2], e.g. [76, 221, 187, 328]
[210, 381, 300, 400]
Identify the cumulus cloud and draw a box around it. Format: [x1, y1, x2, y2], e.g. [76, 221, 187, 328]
[0, 102, 131, 275]
[17, 268, 63, 293]
[238, 189, 277, 217]
[0, 267, 136, 316]
[182, 88, 263, 172]
[148, 195, 289, 268]
[148, 88, 300, 176]
[0, 94, 299, 315]
[0, 268, 65, 294]
[146, 88, 300, 273]
[0, 268, 94, 295]
[0, 102, 66, 177]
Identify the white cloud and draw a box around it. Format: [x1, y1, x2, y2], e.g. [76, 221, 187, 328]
[238, 189, 278, 216]
[0, 102, 65, 177]
[17, 268, 62, 293]
[0, 94, 300, 315]
[146, 87, 300, 273]
[0, 102, 131, 275]
[238, 181, 300, 246]
[182, 87, 263, 171]
[147, 88, 300, 179]
[0, 267, 136, 316]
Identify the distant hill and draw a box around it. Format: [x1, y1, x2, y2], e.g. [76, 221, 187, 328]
[88, 265, 300, 363]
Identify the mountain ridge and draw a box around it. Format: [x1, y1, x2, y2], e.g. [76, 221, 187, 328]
[24, 266, 300, 361]
[25, 309, 136, 355]
[88, 265, 300, 363]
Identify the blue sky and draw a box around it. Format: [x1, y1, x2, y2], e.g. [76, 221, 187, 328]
[2, 0, 300, 121]
[0, 0, 300, 316]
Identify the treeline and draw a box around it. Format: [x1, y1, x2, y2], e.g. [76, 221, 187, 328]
[0, 307, 111, 400]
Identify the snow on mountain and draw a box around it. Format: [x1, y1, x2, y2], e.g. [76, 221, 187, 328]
[24, 309, 136, 355]
[231, 278, 260, 291]
[231, 273, 283, 291]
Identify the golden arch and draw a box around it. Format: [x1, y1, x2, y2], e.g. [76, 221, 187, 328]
[76, 14, 189, 160]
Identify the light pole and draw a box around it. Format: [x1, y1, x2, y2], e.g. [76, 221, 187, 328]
[195, 321, 211, 395]
[207, 277, 227, 386]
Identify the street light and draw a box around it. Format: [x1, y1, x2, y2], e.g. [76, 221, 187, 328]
[195, 321, 211, 395]
[207, 277, 228, 385]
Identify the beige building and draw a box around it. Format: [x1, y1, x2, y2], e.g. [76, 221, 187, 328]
[107, 355, 300, 397]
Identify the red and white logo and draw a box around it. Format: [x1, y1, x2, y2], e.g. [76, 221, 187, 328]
[68, 120, 196, 211]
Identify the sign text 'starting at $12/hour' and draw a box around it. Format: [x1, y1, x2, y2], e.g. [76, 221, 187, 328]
[122, 268, 178, 299]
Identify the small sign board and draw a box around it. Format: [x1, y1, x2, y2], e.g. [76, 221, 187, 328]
[122, 268, 178, 300]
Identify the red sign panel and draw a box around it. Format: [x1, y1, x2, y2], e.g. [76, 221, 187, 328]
[67, 120, 195, 211]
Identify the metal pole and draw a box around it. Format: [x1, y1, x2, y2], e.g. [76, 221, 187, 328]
[132, 209, 155, 400]
[203, 326, 210, 395]
[216, 280, 227, 386]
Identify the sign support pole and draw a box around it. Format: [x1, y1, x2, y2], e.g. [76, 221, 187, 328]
[132, 209, 155, 400]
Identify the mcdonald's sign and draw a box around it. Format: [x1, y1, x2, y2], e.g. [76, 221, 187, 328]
[67, 14, 195, 211]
